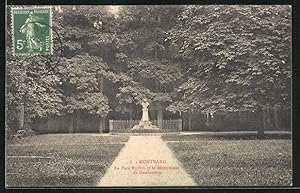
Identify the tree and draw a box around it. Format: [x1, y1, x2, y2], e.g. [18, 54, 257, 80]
[6, 5, 291, 134]
[6, 6, 119, 133]
[50, 6, 129, 132]
[167, 5, 291, 134]
[6, 54, 63, 132]
[57, 55, 110, 133]
[113, 5, 183, 129]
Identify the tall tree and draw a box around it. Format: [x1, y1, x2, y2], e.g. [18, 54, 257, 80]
[114, 5, 183, 128]
[167, 5, 291, 134]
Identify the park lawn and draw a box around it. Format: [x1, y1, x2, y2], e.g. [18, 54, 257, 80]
[6, 134, 129, 187]
[162, 134, 292, 186]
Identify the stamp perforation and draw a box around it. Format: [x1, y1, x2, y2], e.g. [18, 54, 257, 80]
[10, 6, 53, 56]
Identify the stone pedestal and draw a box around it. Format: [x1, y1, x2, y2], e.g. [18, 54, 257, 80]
[132, 99, 160, 131]
[132, 118, 160, 131]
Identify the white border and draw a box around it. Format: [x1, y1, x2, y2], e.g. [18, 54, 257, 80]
[5, 4, 295, 189]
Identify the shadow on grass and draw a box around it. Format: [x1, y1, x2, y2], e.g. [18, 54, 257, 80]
[6, 174, 98, 187]
[165, 135, 292, 186]
[5, 135, 129, 187]
[209, 133, 291, 140]
[163, 133, 291, 141]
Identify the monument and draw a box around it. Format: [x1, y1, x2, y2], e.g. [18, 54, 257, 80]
[132, 99, 160, 130]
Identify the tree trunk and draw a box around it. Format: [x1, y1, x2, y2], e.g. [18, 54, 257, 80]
[69, 114, 74, 133]
[129, 105, 133, 129]
[267, 107, 270, 128]
[76, 111, 80, 132]
[238, 110, 242, 129]
[206, 113, 211, 130]
[188, 110, 192, 131]
[258, 109, 265, 137]
[47, 117, 51, 131]
[154, 77, 163, 129]
[182, 112, 187, 131]
[62, 117, 65, 132]
[208, 113, 212, 130]
[98, 75, 105, 133]
[274, 106, 279, 129]
[206, 113, 208, 130]
[18, 101, 25, 131]
[100, 76, 104, 94]
[18, 74, 27, 131]
[18, 61, 28, 131]
[99, 117, 104, 133]
[157, 104, 163, 129]
[178, 118, 183, 131]
[153, 19, 163, 129]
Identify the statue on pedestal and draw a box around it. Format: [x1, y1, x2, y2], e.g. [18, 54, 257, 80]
[139, 98, 151, 127]
[132, 98, 160, 130]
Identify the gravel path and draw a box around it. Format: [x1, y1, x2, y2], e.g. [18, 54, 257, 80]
[98, 136, 197, 186]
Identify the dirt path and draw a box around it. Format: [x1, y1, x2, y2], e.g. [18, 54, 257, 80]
[98, 136, 197, 186]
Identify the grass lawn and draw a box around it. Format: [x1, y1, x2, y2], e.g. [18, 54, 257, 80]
[162, 134, 292, 186]
[6, 134, 129, 187]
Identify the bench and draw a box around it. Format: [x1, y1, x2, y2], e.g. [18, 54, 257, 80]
[13, 130, 26, 141]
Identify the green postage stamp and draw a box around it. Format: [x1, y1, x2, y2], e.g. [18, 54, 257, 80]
[11, 7, 52, 55]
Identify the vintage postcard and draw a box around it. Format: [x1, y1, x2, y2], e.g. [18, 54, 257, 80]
[5, 4, 292, 187]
